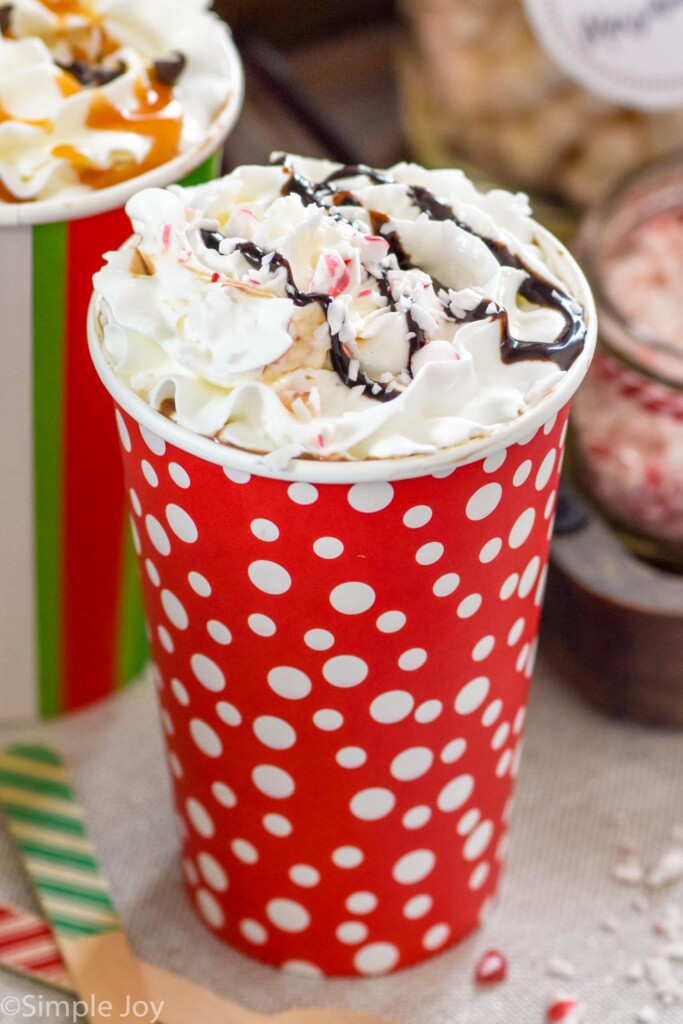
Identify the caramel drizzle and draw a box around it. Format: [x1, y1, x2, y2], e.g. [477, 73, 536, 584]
[52, 76, 182, 192]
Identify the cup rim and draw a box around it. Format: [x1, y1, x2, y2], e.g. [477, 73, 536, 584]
[88, 222, 598, 484]
[0, 33, 244, 227]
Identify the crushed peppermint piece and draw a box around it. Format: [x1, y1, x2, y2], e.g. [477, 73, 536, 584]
[445, 286, 482, 317]
[643, 955, 683, 1003]
[658, 977, 683, 1006]
[645, 957, 672, 987]
[217, 236, 237, 256]
[547, 958, 576, 980]
[308, 387, 321, 416]
[474, 949, 508, 984]
[602, 915, 621, 933]
[347, 359, 359, 382]
[613, 850, 645, 885]
[626, 962, 645, 983]
[546, 994, 584, 1023]
[260, 443, 302, 471]
[291, 397, 312, 423]
[313, 251, 351, 298]
[652, 905, 683, 938]
[647, 849, 683, 890]
[327, 297, 354, 345]
[409, 301, 439, 334]
[662, 942, 683, 961]
[636, 1008, 657, 1024]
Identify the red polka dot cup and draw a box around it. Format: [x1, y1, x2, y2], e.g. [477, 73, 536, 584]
[87, 249, 596, 977]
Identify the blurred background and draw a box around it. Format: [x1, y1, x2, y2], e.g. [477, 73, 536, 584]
[215, 0, 683, 215]
[215, 0, 401, 172]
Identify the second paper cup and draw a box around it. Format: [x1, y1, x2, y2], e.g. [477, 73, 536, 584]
[0, 41, 243, 722]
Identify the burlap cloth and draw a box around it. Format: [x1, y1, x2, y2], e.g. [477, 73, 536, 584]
[1, 653, 682, 1022]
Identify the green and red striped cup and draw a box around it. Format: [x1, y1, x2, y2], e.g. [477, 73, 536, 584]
[0, 45, 243, 721]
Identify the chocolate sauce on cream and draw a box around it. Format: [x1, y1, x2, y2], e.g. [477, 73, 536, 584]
[407, 185, 584, 370]
[201, 161, 586, 402]
[200, 230, 400, 401]
[153, 52, 186, 87]
[57, 59, 126, 87]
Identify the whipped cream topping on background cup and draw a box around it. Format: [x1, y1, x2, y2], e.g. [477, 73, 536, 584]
[88, 158, 596, 975]
[0, 1, 243, 721]
[0, 0, 242, 216]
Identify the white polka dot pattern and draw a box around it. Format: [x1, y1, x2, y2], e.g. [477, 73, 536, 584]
[116, 404, 569, 977]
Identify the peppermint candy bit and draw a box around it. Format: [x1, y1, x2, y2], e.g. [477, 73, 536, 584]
[474, 949, 508, 984]
[546, 995, 584, 1023]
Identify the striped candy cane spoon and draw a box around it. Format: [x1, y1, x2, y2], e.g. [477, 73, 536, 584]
[0, 903, 70, 989]
[0, 744, 158, 1024]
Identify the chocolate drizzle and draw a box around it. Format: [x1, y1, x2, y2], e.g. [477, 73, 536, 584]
[407, 185, 585, 371]
[201, 160, 587, 402]
[58, 59, 126, 87]
[200, 229, 399, 402]
[54, 50, 185, 90]
[0, 5, 12, 34]
[152, 52, 186, 87]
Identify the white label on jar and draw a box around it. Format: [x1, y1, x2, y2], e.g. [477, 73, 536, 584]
[523, 0, 683, 110]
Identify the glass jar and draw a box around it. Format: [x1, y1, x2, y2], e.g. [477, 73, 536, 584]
[397, 0, 683, 216]
[571, 153, 683, 571]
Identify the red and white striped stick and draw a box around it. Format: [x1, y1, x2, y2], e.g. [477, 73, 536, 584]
[0, 904, 70, 990]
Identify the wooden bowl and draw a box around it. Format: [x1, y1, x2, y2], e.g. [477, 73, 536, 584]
[543, 483, 683, 726]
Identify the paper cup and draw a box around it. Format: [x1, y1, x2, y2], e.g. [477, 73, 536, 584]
[0, 42, 243, 721]
[88, 229, 596, 976]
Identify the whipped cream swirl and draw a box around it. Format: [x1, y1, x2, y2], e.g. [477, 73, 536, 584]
[0, 0, 236, 201]
[93, 155, 588, 463]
